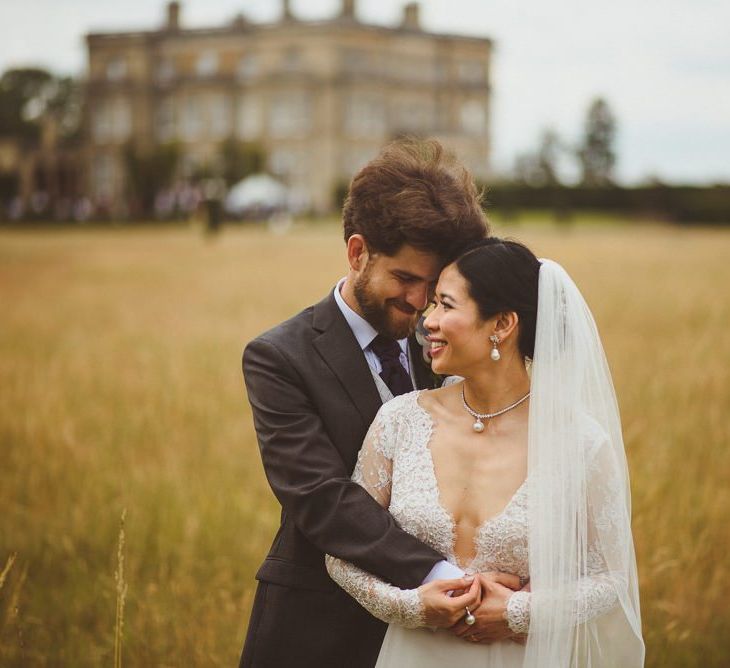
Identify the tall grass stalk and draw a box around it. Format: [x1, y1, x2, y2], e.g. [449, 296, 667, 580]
[114, 509, 128, 668]
[0, 554, 16, 594]
[0, 554, 27, 663]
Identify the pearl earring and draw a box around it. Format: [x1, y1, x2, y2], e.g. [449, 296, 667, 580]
[490, 335, 501, 361]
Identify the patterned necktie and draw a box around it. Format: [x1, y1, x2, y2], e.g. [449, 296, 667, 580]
[370, 335, 413, 397]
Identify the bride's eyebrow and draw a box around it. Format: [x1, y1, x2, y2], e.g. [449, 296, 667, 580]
[437, 291, 456, 304]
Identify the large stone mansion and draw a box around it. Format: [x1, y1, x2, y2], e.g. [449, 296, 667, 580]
[85, 0, 493, 213]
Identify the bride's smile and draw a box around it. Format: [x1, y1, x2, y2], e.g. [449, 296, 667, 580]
[424, 265, 493, 377]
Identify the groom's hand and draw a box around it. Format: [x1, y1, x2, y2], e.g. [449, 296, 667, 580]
[450, 572, 521, 644]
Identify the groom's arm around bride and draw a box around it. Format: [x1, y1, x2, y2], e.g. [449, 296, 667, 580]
[238, 139, 488, 668]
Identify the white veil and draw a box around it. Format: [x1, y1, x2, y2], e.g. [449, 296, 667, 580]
[523, 260, 644, 667]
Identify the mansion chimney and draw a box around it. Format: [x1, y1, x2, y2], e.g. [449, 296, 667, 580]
[166, 2, 180, 31]
[402, 3, 421, 30]
[341, 0, 357, 20]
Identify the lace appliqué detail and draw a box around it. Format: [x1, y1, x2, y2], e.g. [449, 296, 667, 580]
[468, 481, 529, 577]
[506, 591, 531, 634]
[573, 572, 618, 623]
[326, 391, 621, 632]
[325, 555, 425, 628]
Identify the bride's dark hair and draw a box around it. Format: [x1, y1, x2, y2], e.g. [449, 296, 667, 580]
[455, 237, 541, 359]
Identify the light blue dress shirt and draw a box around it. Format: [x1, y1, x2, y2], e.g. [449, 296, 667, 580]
[332, 278, 465, 584]
[333, 278, 409, 375]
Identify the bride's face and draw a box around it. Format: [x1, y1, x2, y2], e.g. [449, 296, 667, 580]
[423, 264, 493, 376]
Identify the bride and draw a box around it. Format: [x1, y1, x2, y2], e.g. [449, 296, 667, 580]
[326, 237, 644, 667]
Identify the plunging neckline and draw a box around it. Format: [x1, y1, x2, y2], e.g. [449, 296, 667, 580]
[412, 390, 527, 571]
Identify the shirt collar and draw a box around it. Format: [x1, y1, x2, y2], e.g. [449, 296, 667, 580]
[333, 278, 408, 354]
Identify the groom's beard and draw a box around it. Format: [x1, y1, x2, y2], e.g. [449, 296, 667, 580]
[353, 271, 419, 340]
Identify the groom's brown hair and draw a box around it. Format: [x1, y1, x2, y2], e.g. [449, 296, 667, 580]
[342, 138, 488, 261]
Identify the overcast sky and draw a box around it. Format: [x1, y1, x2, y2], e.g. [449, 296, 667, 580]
[1, 0, 729, 184]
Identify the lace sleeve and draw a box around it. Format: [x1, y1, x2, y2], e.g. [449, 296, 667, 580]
[349, 399, 395, 508]
[506, 431, 626, 634]
[325, 401, 426, 628]
[506, 567, 618, 634]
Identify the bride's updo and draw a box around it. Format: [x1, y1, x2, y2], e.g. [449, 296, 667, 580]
[455, 237, 541, 359]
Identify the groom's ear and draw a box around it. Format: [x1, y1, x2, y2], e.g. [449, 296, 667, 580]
[346, 234, 369, 271]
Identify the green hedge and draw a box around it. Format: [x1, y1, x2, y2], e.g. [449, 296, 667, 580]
[479, 184, 730, 224]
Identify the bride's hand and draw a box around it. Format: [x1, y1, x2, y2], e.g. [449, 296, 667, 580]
[451, 579, 516, 643]
[418, 575, 481, 628]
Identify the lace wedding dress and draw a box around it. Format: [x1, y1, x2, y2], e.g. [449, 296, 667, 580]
[326, 390, 621, 668]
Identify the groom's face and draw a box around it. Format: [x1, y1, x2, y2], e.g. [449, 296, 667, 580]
[354, 244, 441, 340]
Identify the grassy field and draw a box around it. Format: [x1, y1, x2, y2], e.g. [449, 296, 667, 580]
[1, 219, 729, 666]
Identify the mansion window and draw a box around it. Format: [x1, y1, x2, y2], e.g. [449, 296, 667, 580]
[181, 95, 202, 140]
[397, 56, 424, 82]
[392, 97, 435, 134]
[196, 51, 219, 77]
[237, 94, 262, 140]
[457, 60, 485, 84]
[270, 91, 312, 138]
[340, 48, 370, 74]
[459, 100, 486, 135]
[436, 101, 452, 132]
[237, 54, 259, 81]
[344, 92, 385, 138]
[92, 98, 132, 143]
[105, 57, 128, 81]
[91, 153, 116, 199]
[157, 59, 176, 84]
[434, 59, 449, 82]
[281, 47, 303, 72]
[156, 98, 176, 141]
[207, 94, 232, 139]
[179, 94, 230, 139]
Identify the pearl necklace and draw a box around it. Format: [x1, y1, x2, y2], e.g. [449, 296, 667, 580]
[460, 386, 531, 433]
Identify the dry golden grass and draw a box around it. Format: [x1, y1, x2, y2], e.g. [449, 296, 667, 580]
[1, 220, 728, 666]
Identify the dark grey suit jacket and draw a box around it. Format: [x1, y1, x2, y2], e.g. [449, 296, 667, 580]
[240, 291, 443, 667]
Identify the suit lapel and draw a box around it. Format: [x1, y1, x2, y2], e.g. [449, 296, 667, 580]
[312, 293, 383, 427]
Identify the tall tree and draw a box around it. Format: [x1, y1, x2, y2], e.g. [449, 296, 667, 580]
[578, 97, 617, 186]
[45, 76, 83, 142]
[536, 128, 563, 186]
[0, 68, 82, 144]
[513, 152, 540, 186]
[0, 68, 54, 142]
[513, 128, 564, 186]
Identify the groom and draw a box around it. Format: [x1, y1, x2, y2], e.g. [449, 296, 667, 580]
[240, 140, 488, 667]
